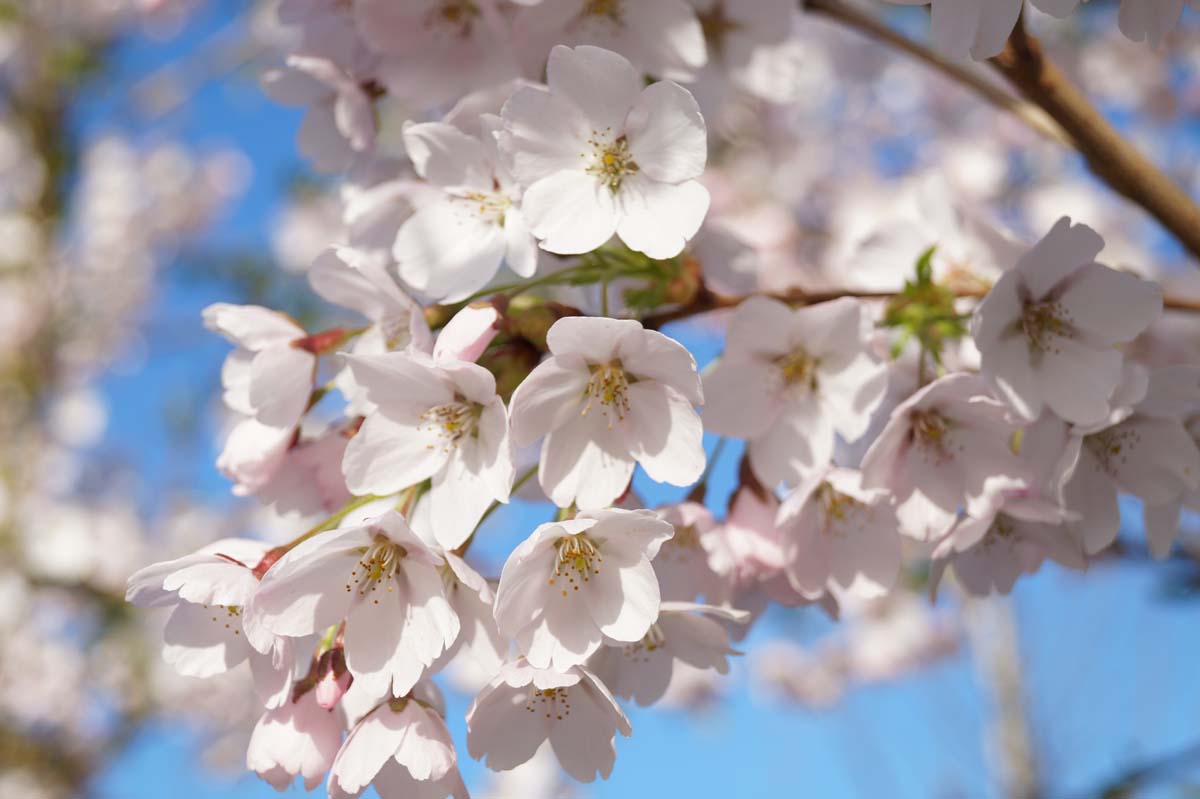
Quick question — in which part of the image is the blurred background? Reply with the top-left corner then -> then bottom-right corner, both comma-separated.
4,1 -> 1200,797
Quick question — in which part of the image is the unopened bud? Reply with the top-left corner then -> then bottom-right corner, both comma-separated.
314,648 -> 351,710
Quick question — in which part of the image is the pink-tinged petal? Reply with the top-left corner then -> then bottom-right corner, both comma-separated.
1119,0 -> 1185,45
927,0 -> 982,60
249,526 -> 373,637
1064,450 -> 1121,554
371,761 -> 469,799
494,540 -> 559,637
982,337 -> 1043,422
1036,336 -> 1123,426
246,691 -> 342,792
1139,366 -> 1200,418
465,678 -> 548,771
702,358 -> 782,438
1144,500 -> 1183,559
475,397 -> 516,502
430,456 -> 498,551
623,382 -> 705,487
522,171 -> 620,255
499,85 -> 590,187
503,206 -> 539,278
589,558 -> 660,642
217,416 -> 293,496
748,395 -> 834,488
1018,217 -> 1106,299
249,646 -> 293,710
625,81 -> 707,183
395,199 -> 508,302
203,303 -> 304,350
549,669 -> 630,782
588,508 -> 677,563
539,411 -> 637,511
619,327 -> 704,405
1108,416 -> 1200,504
509,356 -> 590,446
343,352 -> 454,412
819,354 -> 888,442
296,105 -> 355,173
249,345 -> 314,428
1059,263 -> 1162,343
342,411 -> 449,497
522,596 -> 604,670
971,270 -> 1022,349
970,0 -> 1023,59
402,121 -> 493,192
161,560 -> 259,608
781,505 -> 832,599
790,298 -> 867,367
433,304 -> 502,364
725,296 -> 795,358
162,602 -> 251,677
623,0 -> 707,79
547,45 -> 641,133
547,315 -> 640,361
615,177 -> 710,259
308,246 -> 397,320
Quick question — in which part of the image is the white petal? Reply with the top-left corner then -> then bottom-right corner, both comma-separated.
522,171 -> 619,255
547,44 -> 641,133
342,411 -> 450,496
395,199 -> 508,302
626,81 -> 707,183
539,411 -> 636,510
615,177 -> 709,259
402,121 -> 493,192
623,382 -> 706,488
509,356 -> 590,445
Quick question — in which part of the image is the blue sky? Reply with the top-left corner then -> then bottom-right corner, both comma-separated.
78,3 -> 1200,797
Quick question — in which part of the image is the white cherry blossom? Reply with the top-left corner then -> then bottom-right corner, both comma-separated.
466,660 -> 631,782
499,44 -> 710,258
248,511 -> 459,700
587,601 -> 747,706
972,217 -> 1162,426
703,296 -> 887,488
246,688 -> 344,792
509,316 -> 705,510
883,0 -> 1022,60
493,508 -> 674,671
341,350 -> 514,549
395,116 -> 538,302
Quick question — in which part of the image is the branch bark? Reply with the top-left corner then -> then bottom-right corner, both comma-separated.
990,16 -> 1200,261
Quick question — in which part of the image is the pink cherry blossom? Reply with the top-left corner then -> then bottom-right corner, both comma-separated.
466,659 -> 631,782
704,296 -> 887,487
246,688 -> 344,791
499,45 -> 710,258
972,217 -> 1162,426
509,316 -> 705,510
493,508 -> 674,671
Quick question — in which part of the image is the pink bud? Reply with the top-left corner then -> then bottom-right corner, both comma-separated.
314,649 -> 351,710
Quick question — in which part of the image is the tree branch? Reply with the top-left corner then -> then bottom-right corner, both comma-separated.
804,0 -> 1073,147
990,16 -> 1200,261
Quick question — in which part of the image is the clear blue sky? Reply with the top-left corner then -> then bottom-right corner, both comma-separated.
82,3 -> 1200,797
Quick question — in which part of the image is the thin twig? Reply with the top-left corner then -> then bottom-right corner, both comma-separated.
990,15 -> 1200,262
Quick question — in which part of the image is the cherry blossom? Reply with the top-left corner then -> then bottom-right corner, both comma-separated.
340,350 -> 515,549
493,508 -> 674,671
247,511 -> 459,700
395,116 -> 538,302
703,296 -> 887,488
883,0 -> 1023,60
466,659 -> 631,782
513,0 -> 707,82
860,373 -> 1029,541
587,601 -> 747,706
778,467 -> 902,601
246,688 -> 344,792
509,316 -> 705,510
499,44 -> 710,258
972,217 -> 1162,426
328,683 -> 465,799
652,502 -> 727,602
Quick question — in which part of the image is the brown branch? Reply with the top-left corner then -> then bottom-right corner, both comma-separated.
990,17 -> 1200,262
805,0 -> 1073,147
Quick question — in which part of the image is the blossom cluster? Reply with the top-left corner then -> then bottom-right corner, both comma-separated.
120,2 -> 1200,797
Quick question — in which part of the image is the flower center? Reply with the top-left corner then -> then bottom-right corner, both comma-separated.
1018,298 -> 1073,356
459,190 -> 511,226
201,604 -> 242,635
622,623 -> 666,662
774,347 -> 819,392
981,514 -> 1017,548
586,134 -> 639,192
582,0 -> 623,21
909,408 -> 956,463
524,686 -> 573,720
424,0 -> 479,37
378,312 -> 412,351
346,539 -> 406,603
583,361 -> 632,427
549,534 -> 604,597
814,482 -> 866,536
1084,426 -> 1138,476
419,399 -> 483,452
